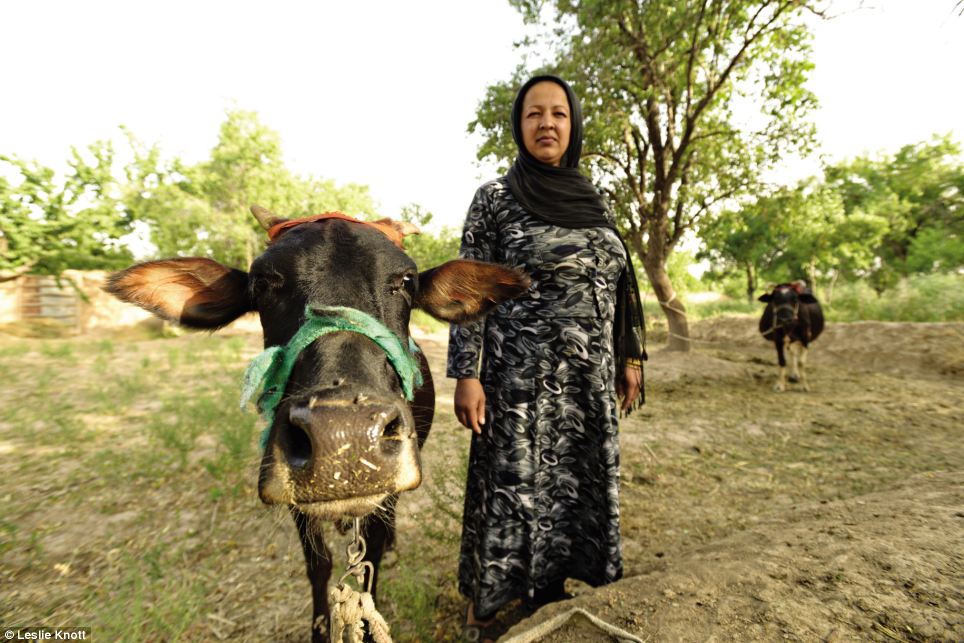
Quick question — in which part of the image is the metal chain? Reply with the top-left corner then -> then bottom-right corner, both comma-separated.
329,517 -> 392,643
339,517 -> 375,594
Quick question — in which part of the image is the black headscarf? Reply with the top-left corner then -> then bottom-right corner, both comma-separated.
506,75 -> 647,411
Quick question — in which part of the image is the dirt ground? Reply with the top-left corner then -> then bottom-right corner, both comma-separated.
0,317 -> 961,642
494,319 -> 964,643
503,471 -> 962,642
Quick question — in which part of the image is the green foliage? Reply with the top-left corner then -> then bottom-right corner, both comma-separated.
646,273 -> 964,322
906,224 -> 964,273
764,181 -> 887,289
825,273 -> 964,323
665,249 -> 702,297
2,110 -> 377,277
700,135 -> 963,299
398,203 -> 461,271
125,110 -> 377,268
824,135 -> 964,291
1,142 -> 134,276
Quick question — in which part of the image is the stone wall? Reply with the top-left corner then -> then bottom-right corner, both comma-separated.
0,270 -> 261,334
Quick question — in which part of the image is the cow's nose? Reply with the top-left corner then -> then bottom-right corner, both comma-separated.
285,397 -> 409,465
271,392 -> 420,503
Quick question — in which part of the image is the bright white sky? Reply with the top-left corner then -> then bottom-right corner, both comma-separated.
1,0 -> 962,232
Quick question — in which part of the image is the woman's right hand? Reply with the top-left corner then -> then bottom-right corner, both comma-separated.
454,378 -> 486,434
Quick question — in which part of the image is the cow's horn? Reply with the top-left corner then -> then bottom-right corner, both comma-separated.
250,204 -> 283,231
373,217 -> 421,237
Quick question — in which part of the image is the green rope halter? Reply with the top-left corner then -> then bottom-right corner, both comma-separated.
240,305 -> 423,450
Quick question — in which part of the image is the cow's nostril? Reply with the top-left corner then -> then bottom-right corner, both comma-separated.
282,422 -> 313,470
379,413 -> 405,456
383,414 -> 401,438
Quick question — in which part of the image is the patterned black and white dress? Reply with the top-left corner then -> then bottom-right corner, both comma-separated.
447,177 -> 626,617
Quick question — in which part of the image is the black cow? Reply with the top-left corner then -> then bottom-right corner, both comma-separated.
758,281 -> 824,392
106,206 -> 529,642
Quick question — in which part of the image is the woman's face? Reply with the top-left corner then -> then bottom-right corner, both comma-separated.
520,81 -> 571,167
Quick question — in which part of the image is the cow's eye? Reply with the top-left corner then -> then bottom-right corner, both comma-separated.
391,273 -> 416,297
252,272 -> 284,297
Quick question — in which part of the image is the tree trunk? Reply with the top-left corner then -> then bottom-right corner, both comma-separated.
825,270 -> 839,307
745,262 -> 756,303
643,254 -> 691,352
806,261 -> 819,300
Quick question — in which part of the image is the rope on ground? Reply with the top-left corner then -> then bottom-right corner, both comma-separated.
328,583 -> 392,643
644,293 -> 738,346
665,331 -> 721,345
500,607 -> 645,643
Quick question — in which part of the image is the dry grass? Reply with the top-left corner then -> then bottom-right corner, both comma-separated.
0,320 -> 961,641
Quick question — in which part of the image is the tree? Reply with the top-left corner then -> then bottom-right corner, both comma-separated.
2,110 -> 378,278
700,180 -> 888,304
125,110 -> 377,267
823,135 -> 964,293
398,204 -> 461,270
698,191 -> 791,302
1,141 -> 133,279
473,0 -> 821,349
775,182 -> 887,303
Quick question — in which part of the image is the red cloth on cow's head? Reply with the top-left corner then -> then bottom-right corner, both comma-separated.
773,282 -> 806,295
266,212 -> 412,249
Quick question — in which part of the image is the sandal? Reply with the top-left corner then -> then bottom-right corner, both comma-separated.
462,604 -> 502,643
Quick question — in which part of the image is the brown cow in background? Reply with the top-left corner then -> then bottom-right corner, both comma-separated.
759,281 -> 825,392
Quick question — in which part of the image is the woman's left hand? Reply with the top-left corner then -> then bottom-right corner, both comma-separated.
616,366 -> 642,412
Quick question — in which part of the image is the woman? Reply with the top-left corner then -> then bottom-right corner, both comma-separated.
448,75 -> 646,639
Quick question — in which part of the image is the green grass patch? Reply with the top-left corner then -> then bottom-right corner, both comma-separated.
422,442 -> 469,548
0,343 -> 31,359
86,546 -> 208,642
643,296 -> 759,322
825,273 -> 964,322
200,382 -> 260,497
380,558 -> 439,642
642,273 -> 964,324
39,342 -> 76,361
0,517 -> 18,557
105,369 -> 150,410
148,397 -> 207,469
214,336 -> 247,368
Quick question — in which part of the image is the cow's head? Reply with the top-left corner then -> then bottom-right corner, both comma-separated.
106,206 -> 530,517
758,281 -> 817,327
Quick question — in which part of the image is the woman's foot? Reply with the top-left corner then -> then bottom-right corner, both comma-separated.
526,579 -> 573,613
462,602 -> 501,643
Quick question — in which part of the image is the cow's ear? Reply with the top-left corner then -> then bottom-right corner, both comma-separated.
758,293 -> 772,302
415,259 -> 531,323
798,293 -> 818,304
106,258 -> 252,329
